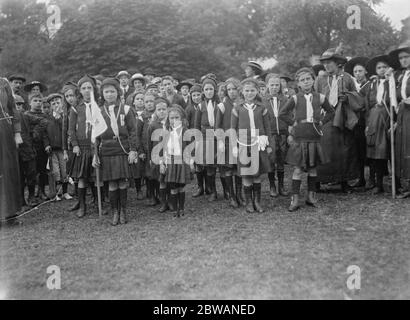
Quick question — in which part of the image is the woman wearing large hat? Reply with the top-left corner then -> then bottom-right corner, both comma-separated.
0,77 -> 23,227
389,41 -> 410,198
241,61 -> 264,80
315,46 -> 363,192
24,81 -> 48,95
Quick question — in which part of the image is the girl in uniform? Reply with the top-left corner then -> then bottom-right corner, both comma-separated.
94,78 -> 138,226
231,78 -> 272,213
279,68 -> 334,212
163,105 -> 192,217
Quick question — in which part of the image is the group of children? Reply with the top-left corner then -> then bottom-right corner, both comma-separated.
8,41 -> 410,226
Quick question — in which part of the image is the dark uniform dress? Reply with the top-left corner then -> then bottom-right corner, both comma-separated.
231,101 -> 273,178
98,103 -> 138,182
0,78 -> 22,219
131,110 -> 146,179
164,126 -> 191,186
68,101 -> 96,181
314,71 -> 361,184
279,92 -> 334,170
194,99 -> 219,169
215,97 -> 236,173
264,94 -> 290,169
365,79 -> 391,161
147,119 -> 166,181
395,69 -> 410,180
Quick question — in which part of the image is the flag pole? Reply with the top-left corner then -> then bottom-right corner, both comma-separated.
95,152 -> 103,218
388,71 -> 397,199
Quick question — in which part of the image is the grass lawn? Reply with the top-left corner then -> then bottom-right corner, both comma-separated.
1,172 -> 409,300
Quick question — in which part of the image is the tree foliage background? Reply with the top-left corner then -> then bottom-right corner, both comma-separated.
0,0 -> 407,91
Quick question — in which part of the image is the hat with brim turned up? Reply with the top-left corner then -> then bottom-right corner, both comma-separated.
241,61 -> 263,76
388,40 -> 410,70
176,79 -> 194,91
366,55 -> 392,77
319,47 -> 348,65
344,56 -> 369,76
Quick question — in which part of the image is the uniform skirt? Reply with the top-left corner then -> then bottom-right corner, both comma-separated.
237,144 -> 272,178
101,154 -> 132,181
165,155 -> 191,184
286,139 -> 329,171
69,145 -> 94,181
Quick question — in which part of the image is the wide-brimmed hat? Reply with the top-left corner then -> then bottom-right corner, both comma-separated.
9,74 -> 26,83
130,73 -> 146,85
24,81 -> 48,93
241,61 -> 263,75
389,40 -> 410,70
366,55 -> 392,77
344,56 -> 369,76
116,70 -> 131,79
46,93 -> 63,103
176,79 -> 194,91
319,47 -> 348,65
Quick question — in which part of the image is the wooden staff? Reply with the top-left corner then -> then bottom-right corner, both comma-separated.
94,143 -> 103,218
390,102 -> 396,199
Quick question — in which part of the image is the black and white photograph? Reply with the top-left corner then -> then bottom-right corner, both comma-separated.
0,0 -> 409,303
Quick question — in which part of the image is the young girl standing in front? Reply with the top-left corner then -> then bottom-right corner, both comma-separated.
231,78 -> 272,213
195,77 -> 220,202
163,105 -> 192,217
148,97 -> 170,213
279,68 -> 334,212
216,77 -> 242,208
131,89 -> 146,200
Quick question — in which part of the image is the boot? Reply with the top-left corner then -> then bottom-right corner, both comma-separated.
135,179 -> 144,200
153,180 -> 160,205
69,199 -> 80,211
366,163 -> 376,190
147,180 -> 156,206
244,185 -> 255,213
253,183 -> 264,213
288,180 -> 301,212
193,171 -> 205,197
208,175 -> 217,202
27,185 -> 38,207
235,176 -> 245,206
341,181 -> 352,193
98,187 -> 109,215
306,176 -> 318,206
277,171 -> 289,196
178,192 -> 186,217
226,176 -> 239,208
76,188 -> 87,218
89,185 -> 97,205
109,190 -> 120,226
372,167 -> 384,195
268,172 -> 278,198
221,177 -> 229,200
119,189 -> 128,224
169,193 -> 178,217
204,174 -> 212,195
159,188 -> 169,213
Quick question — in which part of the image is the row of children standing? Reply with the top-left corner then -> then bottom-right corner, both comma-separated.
7,40 -> 410,227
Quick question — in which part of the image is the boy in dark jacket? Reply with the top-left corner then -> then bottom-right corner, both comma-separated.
26,93 -> 50,201
44,93 -> 72,201
15,95 -> 48,207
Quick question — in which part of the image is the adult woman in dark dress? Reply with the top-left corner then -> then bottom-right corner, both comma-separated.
0,76 -> 23,226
